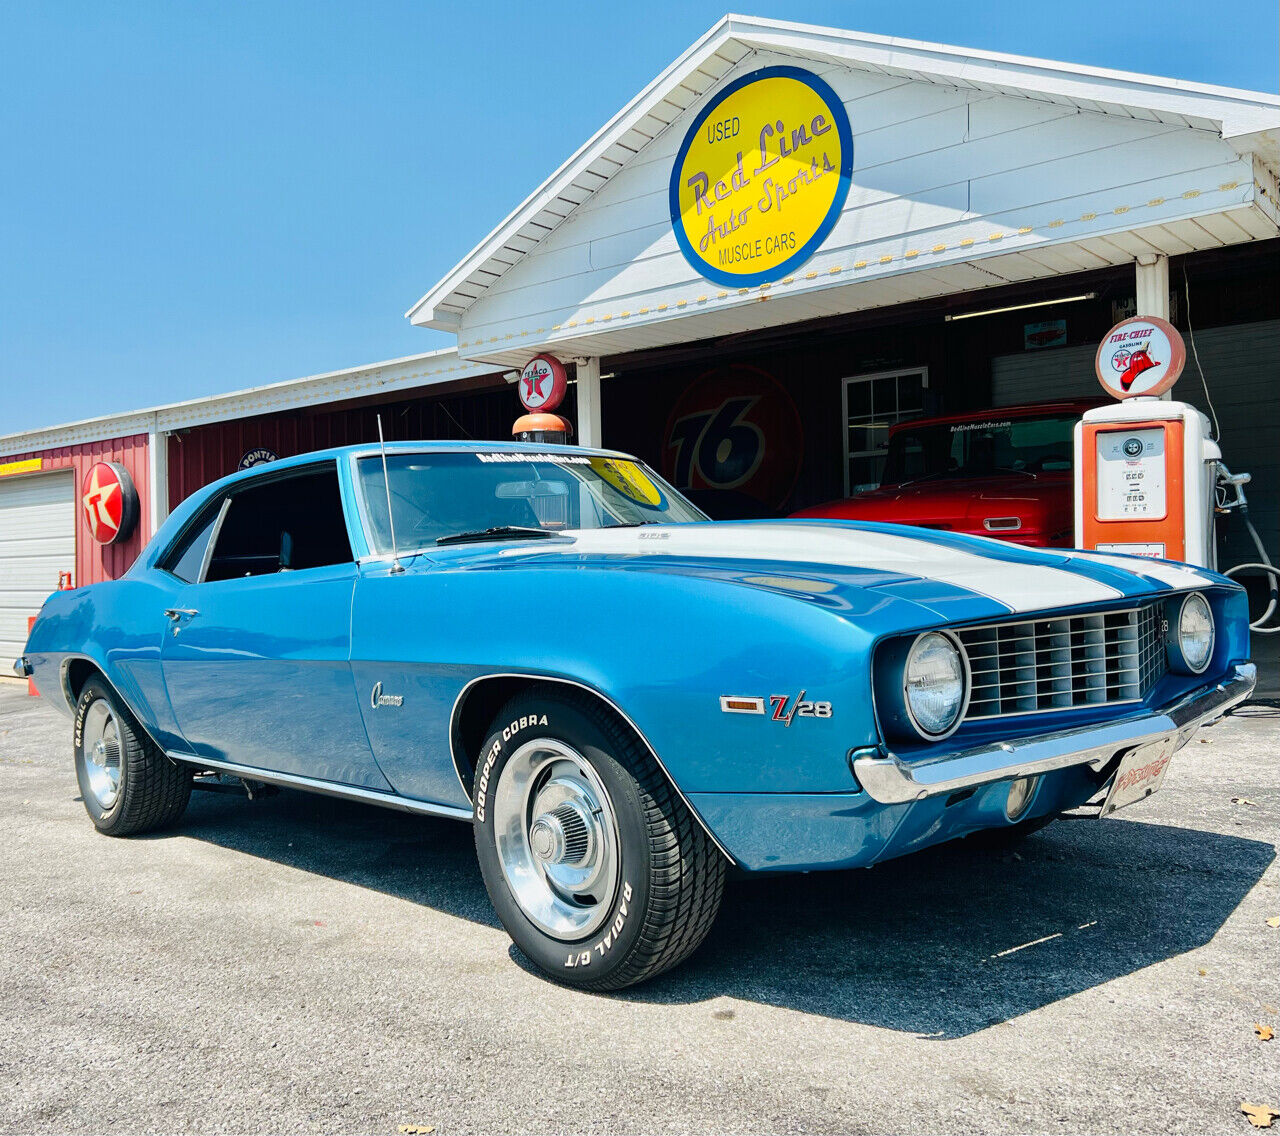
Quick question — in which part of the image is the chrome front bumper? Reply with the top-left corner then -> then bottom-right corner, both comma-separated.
852,663 -> 1257,806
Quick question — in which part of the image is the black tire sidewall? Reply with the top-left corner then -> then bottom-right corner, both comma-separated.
74,679 -> 128,831
473,696 -> 654,986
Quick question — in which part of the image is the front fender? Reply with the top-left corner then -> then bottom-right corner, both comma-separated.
352,561 -> 935,796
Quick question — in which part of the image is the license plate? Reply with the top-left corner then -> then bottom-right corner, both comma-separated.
1100,736 -> 1175,817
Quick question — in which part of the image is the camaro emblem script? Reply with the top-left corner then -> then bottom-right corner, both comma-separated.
720,692 -> 832,723
370,681 -> 404,709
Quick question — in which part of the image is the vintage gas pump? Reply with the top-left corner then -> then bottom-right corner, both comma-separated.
512,354 -> 573,443
1074,315 -> 1221,566
1075,315 -> 1278,633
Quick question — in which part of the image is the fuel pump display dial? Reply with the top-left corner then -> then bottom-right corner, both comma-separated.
1095,426 -> 1168,522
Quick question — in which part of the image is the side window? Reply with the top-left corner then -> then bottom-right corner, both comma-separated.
204,466 -> 353,583
162,502 -> 225,583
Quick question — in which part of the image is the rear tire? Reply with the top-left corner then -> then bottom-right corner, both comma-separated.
472,690 -> 725,990
74,677 -> 191,836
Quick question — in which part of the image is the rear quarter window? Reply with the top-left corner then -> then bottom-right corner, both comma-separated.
160,503 -> 224,583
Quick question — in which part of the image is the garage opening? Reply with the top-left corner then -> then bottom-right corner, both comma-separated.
0,470 -> 75,663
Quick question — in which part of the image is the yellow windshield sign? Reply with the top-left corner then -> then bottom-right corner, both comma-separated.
590,459 -> 663,507
670,66 -> 852,287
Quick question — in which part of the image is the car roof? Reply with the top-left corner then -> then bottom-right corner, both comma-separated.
887,398 -> 1104,435
212,439 -> 635,482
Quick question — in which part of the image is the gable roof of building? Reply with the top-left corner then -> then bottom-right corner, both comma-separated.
406,13 -> 1280,333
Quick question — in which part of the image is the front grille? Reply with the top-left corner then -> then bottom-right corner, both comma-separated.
957,603 -> 1166,720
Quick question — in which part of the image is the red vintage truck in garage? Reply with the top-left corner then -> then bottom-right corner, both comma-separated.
793,399 -> 1102,548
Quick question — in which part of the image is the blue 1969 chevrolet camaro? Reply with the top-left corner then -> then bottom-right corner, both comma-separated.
18,441 -> 1255,989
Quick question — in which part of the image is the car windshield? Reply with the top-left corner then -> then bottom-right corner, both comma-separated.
879,413 -> 1078,487
356,451 -> 707,553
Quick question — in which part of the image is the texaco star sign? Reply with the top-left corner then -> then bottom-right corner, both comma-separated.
81,462 -> 139,544
518,354 -> 568,413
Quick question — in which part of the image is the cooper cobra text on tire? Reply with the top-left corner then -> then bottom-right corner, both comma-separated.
74,677 -> 192,836
472,690 -> 726,990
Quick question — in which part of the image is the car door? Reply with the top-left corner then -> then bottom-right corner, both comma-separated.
160,462 -> 390,790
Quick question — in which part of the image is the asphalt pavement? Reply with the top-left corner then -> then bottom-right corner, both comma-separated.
1,679 -> 1277,1134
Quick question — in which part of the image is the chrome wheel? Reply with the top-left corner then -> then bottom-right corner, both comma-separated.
82,699 -> 123,811
491,737 -> 620,940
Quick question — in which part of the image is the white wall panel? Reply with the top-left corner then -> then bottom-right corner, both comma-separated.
461,164 -> 1253,346
456,48 -> 1270,357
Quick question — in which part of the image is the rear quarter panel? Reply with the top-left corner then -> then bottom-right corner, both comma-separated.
25,575 -> 184,749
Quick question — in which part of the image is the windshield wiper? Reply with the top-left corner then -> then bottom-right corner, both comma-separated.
895,470 -> 954,488
435,526 -> 560,547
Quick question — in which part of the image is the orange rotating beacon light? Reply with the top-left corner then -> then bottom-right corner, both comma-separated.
512,354 -> 574,443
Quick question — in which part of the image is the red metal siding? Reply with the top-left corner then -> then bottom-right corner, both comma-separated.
167,383 -> 535,507
0,434 -> 151,587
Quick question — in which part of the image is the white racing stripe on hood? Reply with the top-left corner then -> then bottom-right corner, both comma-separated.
501,524 -> 1123,614
1070,550 -> 1217,590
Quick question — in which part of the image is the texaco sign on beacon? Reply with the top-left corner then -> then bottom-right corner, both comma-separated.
518,355 -> 568,412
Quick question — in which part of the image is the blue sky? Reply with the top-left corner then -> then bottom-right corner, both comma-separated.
1,1 -> 1275,435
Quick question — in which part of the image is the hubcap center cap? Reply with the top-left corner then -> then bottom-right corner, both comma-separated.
529,801 -> 592,867
529,815 -> 563,862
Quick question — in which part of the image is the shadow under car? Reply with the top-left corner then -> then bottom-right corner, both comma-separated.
157,783 -> 1272,1039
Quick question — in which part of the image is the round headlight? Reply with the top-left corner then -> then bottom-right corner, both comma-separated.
1172,592 -> 1214,674
903,631 -> 969,739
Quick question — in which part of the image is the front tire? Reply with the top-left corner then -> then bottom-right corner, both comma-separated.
74,677 -> 191,836
473,691 -> 725,990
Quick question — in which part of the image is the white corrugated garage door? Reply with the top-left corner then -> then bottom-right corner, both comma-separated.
991,318 -> 1279,566
0,471 -> 76,663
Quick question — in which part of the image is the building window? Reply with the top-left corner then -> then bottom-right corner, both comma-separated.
841,368 -> 929,496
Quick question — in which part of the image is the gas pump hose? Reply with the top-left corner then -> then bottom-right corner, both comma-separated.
1222,506 -> 1279,634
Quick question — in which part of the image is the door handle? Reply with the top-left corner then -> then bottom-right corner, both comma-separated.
164,608 -> 200,621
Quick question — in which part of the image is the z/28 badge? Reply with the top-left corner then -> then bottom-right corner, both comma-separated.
719,692 -> 832,724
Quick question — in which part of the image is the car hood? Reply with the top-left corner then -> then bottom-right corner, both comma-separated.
430,520 -> 1218,621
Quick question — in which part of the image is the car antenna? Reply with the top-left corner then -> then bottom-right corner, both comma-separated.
376,414 -> 405,575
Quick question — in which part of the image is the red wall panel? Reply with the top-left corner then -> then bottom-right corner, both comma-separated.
0,434 -> 151,587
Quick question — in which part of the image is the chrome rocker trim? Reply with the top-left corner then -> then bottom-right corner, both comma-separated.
169,752 -> 475,821
852,663 -> 1257,806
